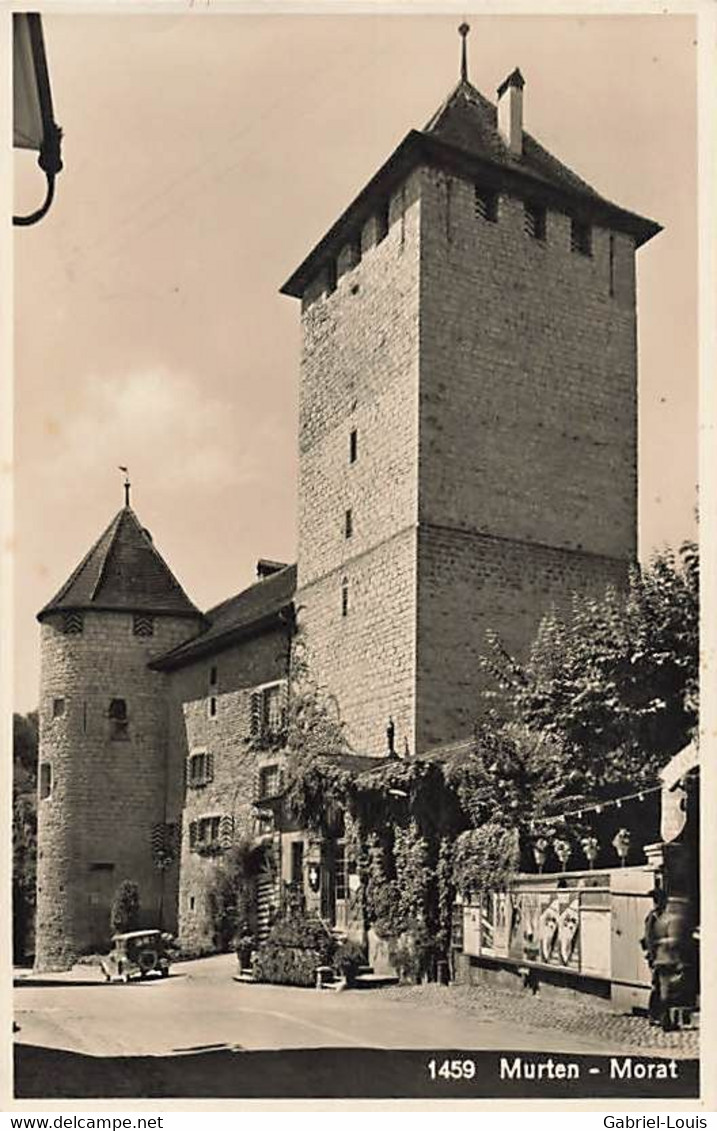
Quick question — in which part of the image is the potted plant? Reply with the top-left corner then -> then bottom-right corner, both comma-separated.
334,939 -> 365,987
235,932 -> 255,970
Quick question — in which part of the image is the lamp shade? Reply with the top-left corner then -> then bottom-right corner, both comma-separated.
13,14 -> 48,152
13,13 -> 63,226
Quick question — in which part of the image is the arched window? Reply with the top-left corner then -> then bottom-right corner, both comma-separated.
109,698 -> 129,741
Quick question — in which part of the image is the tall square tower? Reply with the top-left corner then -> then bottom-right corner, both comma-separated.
282,67 -> 659,758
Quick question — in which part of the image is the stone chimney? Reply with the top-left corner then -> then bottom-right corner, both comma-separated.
497,67 -> 525,156
257,558 -> 288,579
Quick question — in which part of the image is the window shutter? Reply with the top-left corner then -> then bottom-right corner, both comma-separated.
207,752 -> 214,783
189,821 -> 197,850
63,611 -> 84,635
219,814 -> 234,849
250,691 -> 262,738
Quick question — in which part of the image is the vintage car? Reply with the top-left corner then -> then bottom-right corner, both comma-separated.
100,929 -> 171,983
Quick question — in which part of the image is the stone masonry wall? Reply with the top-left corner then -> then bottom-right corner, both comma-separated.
415,525 -> 629,752
413,166 -> 639,751
168,624 -> 290,954
297,525 -> 417,759
35,610 -> 200,970
296,171 -> 422,756
418,167 -> 638,559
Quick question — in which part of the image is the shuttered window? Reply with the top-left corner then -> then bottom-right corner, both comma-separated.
189,815 -> 223,852
571,218 -> 592,257
250,683 -> 288,744
474,186 -> 498,223
259,763 -> 282,800
188,751 -> 214,788
524,202 -> 546,242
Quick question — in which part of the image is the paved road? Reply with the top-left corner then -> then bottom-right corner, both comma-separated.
13,957 -> 699,1099
13,954 -> 663,1058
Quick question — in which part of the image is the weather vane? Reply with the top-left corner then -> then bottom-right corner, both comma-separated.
118,466 -> 131,508
458,21 -> 470,83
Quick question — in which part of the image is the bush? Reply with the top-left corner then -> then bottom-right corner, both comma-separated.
252,904 -> 336,987
389,936 -> 421,984
206,841 -> 268,953
264,909 -> 335,961
253,945 -> 326,987
389,921 -> 438,984
110,880 -> 140,935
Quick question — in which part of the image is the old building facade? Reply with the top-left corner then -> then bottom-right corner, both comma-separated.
34,61 -> 659,969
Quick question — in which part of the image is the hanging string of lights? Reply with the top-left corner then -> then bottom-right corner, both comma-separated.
528,782 -> 663,831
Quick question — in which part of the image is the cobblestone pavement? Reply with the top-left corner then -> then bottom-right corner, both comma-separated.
374,982 -> 699,1058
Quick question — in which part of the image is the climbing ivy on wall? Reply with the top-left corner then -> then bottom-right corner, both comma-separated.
452,825 -> 521,898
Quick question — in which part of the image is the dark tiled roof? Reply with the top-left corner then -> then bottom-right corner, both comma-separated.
425,79 -> 603,200
326,752 -> 390,774
152,563 -> 297,669
38,507 -> 201,621
281,76 -> 660,297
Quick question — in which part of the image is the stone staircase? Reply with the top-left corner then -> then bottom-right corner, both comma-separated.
352,965 -> 399,989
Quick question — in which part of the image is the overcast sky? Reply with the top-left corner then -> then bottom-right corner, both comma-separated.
13,11 -> 697,711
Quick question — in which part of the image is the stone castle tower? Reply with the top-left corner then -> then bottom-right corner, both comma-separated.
33,43 -> 661,967
35,504 -> 202,970
282,57 -> 659,757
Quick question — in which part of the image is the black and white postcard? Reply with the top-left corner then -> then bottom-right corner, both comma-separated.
6,2 -> 713,1112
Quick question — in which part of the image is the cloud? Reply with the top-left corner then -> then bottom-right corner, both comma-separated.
37,365 -> 266,497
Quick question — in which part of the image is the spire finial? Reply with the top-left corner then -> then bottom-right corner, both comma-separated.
458,22 -> 470,83
118,465 -> 131,508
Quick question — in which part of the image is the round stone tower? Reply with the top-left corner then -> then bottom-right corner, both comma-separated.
35,503 -> 203,970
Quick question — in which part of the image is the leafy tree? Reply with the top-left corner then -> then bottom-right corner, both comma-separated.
481,542 -> 698,790
282,634 -> 352,830
452,824 -> 520,897
13,712 -> 38,963
206,839 -> 269,951
446,722 -> 582,830
14,711 -> 38,792
110,880 -> 141,934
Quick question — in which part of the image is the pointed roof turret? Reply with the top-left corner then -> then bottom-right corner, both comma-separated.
38,506 -> 201,621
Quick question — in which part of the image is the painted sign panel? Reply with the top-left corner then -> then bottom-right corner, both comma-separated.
464,885 -> 613,977
537,891 -> 580,969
